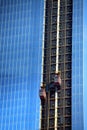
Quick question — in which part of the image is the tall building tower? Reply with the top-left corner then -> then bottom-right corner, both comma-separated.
39,0 -> 84,130
0,1 -> 44,130
40,0 -> 72,129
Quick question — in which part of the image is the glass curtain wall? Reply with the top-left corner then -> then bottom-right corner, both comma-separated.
72,0 -> 83,129
0,0 -> 44,130
83,0 -> 87,130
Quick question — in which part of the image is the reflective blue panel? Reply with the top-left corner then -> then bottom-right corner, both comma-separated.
72,0 -> 83,129
83,0 -> 87,130
0,0 -> 44,130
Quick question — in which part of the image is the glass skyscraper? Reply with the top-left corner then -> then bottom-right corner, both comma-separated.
0,0 -> 44,130
0,0 -> 87,130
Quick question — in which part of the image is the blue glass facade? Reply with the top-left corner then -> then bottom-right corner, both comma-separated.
72,0 -> 83,129
0,0 -> 44,130
83,0 -> 87,130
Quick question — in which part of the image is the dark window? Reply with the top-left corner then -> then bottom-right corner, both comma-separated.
67,6 -> 72,12
51,40 -> 56,46
65,98 -> 71,106
52,32 -> 57,39
65,107 -> 71,115
66,29 -> 72,37
52,24 -> 57,31
59,47 -> 64,55
60,6 -> 65,13
65,54 -> 71,61
67,0 -> 72,5
65,89 -> 71,97
60,14 -> 65,22
52,16 -> 57,23
49,118 -> 54,127
51,48 -> 56,55
50,100 -> 55,108
66,13 -> 72,21
66,37 -> 72,45
52,8 -> 57,15
66,21 -> 72,29
65,80 -> 71,88
59,30 -> 65,38
59,38 -> 65,45
51,65 -> 56,72
58,99 -> 63,106
65,127 -> 71,130
66,46 -> 72,53
59,63 -> 64,70
65,117 -> 71,125
65,71 -> 71,79
59,55 -> 64,62
49,109 -> 55,117
50,73 -> 55,81
53,1 -> 57,8
50,90 -> 55,98
51,56 -> 56,64
65,63 -> 71,70
59,22 -> 65,30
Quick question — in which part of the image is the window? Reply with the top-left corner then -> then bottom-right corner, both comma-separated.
65,63 -> 71,70
43,66 -> 48,73
65,71 -> 71,79
59,47 -> 64,55
51,56 -> 56,64
59,30 -> 65,38
51,48 -> 56,55
58,117 -> 64,125
52,8 -> 57,16
51,40 -> 56,46
67,0 -> 72,5
44,49 -> 50,56
49,119 -> 54,127
58,99 -> 63,106
66,13 -> 72,21
60,0 -> 65,7
66,46 -> 72,53
65,80 -> 71,88
65,127 -> 71,130
67,6 -> 72,12
50,100 -> 55,108
52,32 -> 57,39
52,16 -> 57,23
66,37 -> 72,45
44,41 -> 50,48
52,24 -> 57,31
58,108 -> 63,116
59,63 -> 64,70
59,22 -> 65,30
60,6 -> 65,13
65,54 -> 71,61
60,14 -> 65,22
50,91 -> 55,98
65,98 -> 71,106
66,29 -> 72,37
65,107 -> 71,115
49,109 -> 55,117
53,1 -> 57,8
59,38 -> 65,45
65,89 -> 71,97
51,65 -> 55,72
50,73 -> 55,81
66,21 -> 72,29
59,55 -> 64,62
65,117 -> 71,125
